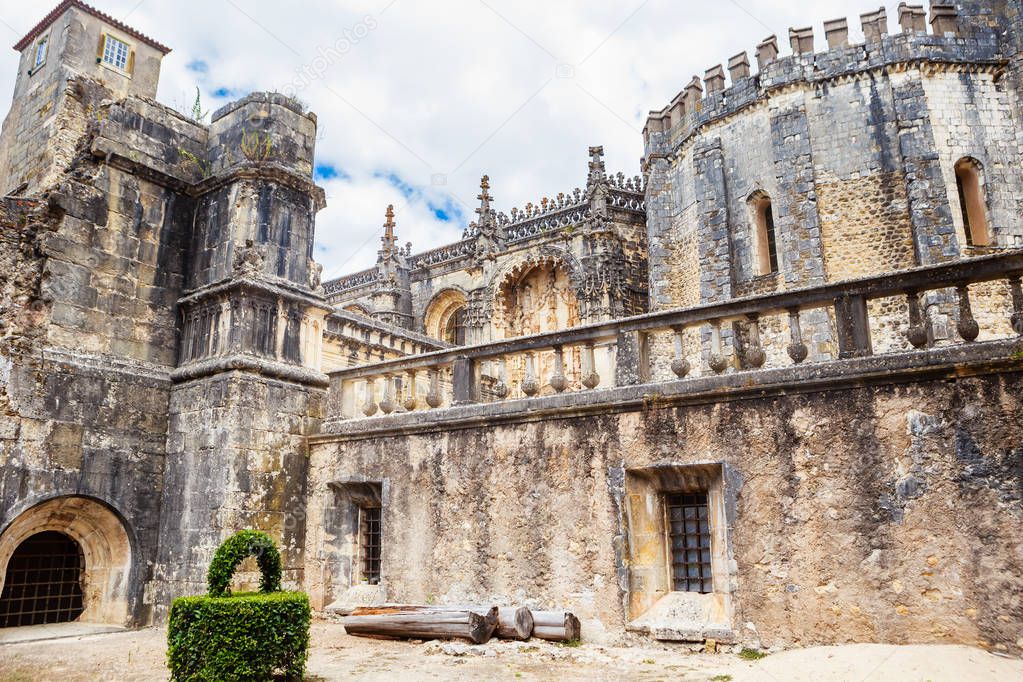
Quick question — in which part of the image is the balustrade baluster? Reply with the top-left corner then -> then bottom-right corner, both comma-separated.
379,375 -> 395,414
708,320 -> 728,374
521,353 -> 540,397
905,290 -> 928,349
403,370 -> 418,411
671,326 -> 691,378
786,308 -> 809,363
582,343 -> 601,388
425,368 -> 442,408
955,283 -> 980,342
744,314 -> 766,368
1008,274 -> 1023,336
549,346 -> 568,393
493,359 -> 509,398
361,378 -> 378,417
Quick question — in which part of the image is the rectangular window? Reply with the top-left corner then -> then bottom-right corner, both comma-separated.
101,35 -> 131,71
359,506 -> 381,585
34,37 -> 48,68
666,492 -> 712,593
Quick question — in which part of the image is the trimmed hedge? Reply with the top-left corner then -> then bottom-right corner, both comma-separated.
167,531 -> 310,681
207,529 -> 282,598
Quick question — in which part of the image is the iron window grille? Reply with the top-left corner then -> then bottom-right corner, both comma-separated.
360,506 -> 381,585
0,531 -> 85,627
666,492 -> 713,593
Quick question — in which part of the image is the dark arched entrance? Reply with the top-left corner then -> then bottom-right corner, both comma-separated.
0,531 -> 85,627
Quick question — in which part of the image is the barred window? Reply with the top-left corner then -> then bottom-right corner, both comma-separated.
666,492 -> 713,593
359,506 -> 381,585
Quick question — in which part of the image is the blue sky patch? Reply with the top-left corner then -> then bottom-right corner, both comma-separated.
212,87 -> 242,98
186,59 -> 208,74
315,163 -> 350,182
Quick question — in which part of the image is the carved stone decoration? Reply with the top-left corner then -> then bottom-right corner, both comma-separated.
232,239 -> 267,275
307,260 -> 323,291
378,375 -> 395,414
955,284 -> 980,342
472,175 -> 505,262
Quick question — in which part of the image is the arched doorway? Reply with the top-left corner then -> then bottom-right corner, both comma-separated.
0,531 -> 85,627
0,497 -> 132,626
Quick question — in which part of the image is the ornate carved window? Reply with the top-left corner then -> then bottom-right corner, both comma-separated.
443,306 -> 467,345
955,157 -> 991,247
748,191 -> 778,276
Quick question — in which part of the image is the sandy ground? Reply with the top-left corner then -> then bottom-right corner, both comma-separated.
0,620 -> 1021,681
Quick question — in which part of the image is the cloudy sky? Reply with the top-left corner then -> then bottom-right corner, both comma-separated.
0,0 -> 911,279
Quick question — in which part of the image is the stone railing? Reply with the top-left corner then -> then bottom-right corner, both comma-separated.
324,252 -> 1023,421
323,268 -> 376,297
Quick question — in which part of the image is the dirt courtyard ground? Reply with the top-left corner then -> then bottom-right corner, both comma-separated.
1,620 -> 1022,681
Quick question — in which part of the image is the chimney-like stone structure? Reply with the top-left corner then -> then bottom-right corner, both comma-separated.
728,52 -> 751,81
861,7 -> 889,43
757,35 -> 779,69
704,65 -> 726,93
789,26 -> 815,55
929,3 -> 959,36
899,3 -> 928,33
824,18 -> 850,48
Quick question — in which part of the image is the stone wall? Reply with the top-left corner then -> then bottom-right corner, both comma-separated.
306,367 -> 1023,652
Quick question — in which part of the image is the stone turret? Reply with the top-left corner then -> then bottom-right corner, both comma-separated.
368,204 -> 413,327
0,0 -> 170,195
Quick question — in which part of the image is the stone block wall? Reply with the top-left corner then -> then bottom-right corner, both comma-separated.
307,369 -> 1023,652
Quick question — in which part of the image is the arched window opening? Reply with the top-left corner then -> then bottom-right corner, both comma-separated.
749,191 -> 779,275
955,158 -> 991,247
443,306 -> 467,345
0,531 -> 84,627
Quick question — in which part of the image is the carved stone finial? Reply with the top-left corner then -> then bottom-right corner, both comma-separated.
587,146 -> 606,188
380,204 -> 398,258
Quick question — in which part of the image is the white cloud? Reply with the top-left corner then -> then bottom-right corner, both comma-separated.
0,0 -> 907,274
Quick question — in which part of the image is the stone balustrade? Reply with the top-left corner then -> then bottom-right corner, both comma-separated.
325,251 -> 1023,422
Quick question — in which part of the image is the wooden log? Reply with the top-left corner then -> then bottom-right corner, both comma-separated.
530,610 -> 581,642
344,605 -> 498,644
495,606 -> 534,640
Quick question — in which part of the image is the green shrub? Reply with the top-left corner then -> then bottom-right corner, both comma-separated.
207,529 -> 282,597
167,530 -> 310,681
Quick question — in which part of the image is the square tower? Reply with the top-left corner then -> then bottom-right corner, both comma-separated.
0,1 -> 170,195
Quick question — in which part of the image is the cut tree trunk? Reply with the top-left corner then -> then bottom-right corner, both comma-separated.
531,610 -> 581,642
344,605 -> 498,644
495,606 -> 534,640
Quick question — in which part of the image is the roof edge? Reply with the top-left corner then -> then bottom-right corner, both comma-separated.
14,0 -> 171,54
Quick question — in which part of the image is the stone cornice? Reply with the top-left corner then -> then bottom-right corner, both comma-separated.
171,353 -> 329,387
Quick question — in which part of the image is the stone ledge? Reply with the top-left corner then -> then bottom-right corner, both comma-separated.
314,338 -> 1023,441
171,354 -> 329,388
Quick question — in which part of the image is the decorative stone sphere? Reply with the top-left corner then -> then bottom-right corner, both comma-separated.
708,353 -> 728,374
670,357 -> 690,379
402,394 -> 417,411
745,348 -> 766,368
361,401 -> 378,417
521,377 -> 540,397
425,391 -> 442,409
549,373 -> 567,393
786,342 -> 809,364
493,381 -> 509,399
581,371 -> 600,389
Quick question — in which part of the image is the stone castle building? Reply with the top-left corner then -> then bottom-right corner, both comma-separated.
0,0 -> 1022,654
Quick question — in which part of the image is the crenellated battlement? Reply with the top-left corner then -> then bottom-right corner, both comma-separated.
643,2 -> 1006,152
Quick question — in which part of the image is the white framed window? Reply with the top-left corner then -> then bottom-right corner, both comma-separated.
34,36 -> 48,68
101,34 -> 131,71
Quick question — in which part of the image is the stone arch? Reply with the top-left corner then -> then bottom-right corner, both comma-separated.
954,156 -> 991,247
492,253 -> 581,339
0,496 -> 133,626
423,288 -> 468,343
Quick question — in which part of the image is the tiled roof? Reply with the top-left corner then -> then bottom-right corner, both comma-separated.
14,0 -> 171,54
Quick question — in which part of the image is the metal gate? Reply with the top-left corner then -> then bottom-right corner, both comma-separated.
0,531 -> 85,627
